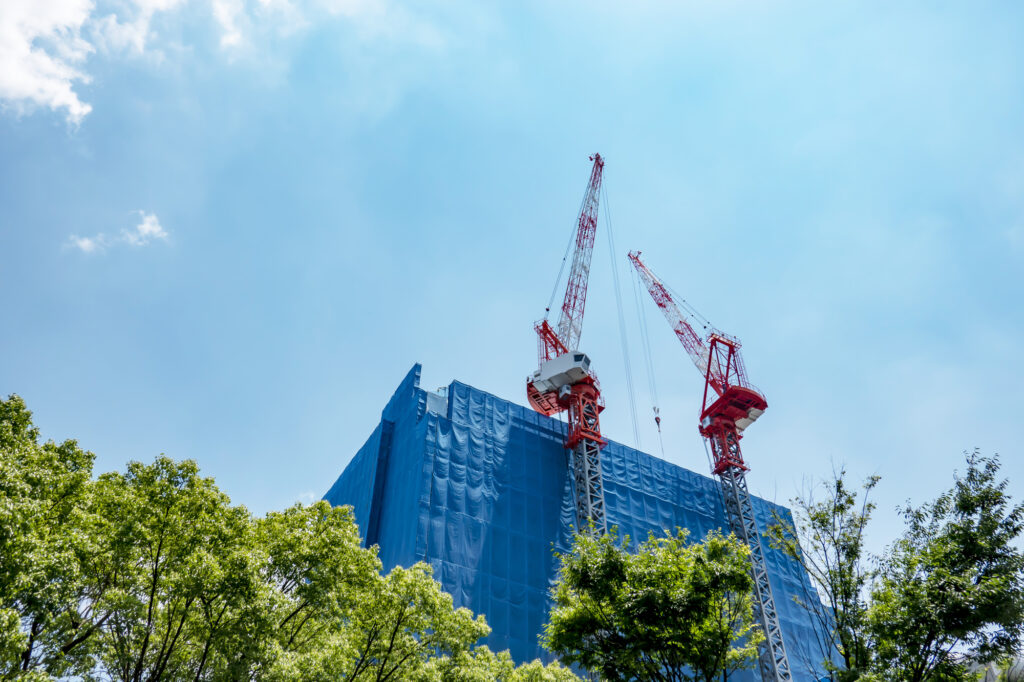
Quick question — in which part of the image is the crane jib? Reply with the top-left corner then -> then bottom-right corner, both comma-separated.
628,250 -> 790,680
556,154 -> 604,354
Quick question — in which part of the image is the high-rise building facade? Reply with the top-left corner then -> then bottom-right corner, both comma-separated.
324,364 -> 822,680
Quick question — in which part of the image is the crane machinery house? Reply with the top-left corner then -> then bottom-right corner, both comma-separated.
528,352 -> 593,397
323,363 -> 825,681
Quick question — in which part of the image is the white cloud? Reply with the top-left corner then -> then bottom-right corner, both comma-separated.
0,0 -> 95,124
316,0 -> 444,48
212,0 -> 245,48
122,211 -> 168,245
68,234 -> 104,252
91,13 -> 147,54
68,210 -> 169,252
1,0 -> 448,124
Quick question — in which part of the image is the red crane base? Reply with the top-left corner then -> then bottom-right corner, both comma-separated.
563,380 -> 605,451
700,385 -> 767,476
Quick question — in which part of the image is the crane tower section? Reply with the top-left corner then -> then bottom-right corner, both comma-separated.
526,154 -> 607,534
628,251 -> 792,682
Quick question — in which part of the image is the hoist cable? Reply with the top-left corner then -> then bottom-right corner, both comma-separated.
630,261 -> 665,457
602,183 -> 641,449
545,179 -> 589,319
701,435 -> 715,477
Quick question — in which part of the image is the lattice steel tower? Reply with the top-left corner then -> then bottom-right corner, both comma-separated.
629,251 -> 792,682
526,154 -> 607,534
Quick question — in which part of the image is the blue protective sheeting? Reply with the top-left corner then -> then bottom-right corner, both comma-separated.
324,364 -> 825,680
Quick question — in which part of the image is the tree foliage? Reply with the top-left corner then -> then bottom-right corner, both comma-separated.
867,451 -> 1024,682
418,645 -> 581,682
771,452 -> 1024,682
0,395 -> 579,682
0,394 -> 95,678
543,527 -> 762,681
13,387 -> 1022,682
268,562 -> 490,681
767,469 -> 879,680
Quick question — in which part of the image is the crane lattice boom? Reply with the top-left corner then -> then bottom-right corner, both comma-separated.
525,154 -> 609,535
628,250 -> 791,682
628,251 -> 722,393
556,154 -> 604,354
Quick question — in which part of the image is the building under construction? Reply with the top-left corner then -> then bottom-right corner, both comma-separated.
324,363 -> 822,680
327,154 -> 823,680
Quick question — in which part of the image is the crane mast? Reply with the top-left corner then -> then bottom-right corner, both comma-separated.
526,154 -> 607,534
628,251 -> 792,682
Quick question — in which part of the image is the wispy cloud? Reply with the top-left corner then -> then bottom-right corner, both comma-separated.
121,211 -> 168,245
68,234 -> 103,253
0,0 -> 447,124
68,211 -> 169,253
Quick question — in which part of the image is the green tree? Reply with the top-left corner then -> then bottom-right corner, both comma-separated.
255,500 -> 382,673
0,394 -> 95,678
767,469 -> 879,680
505,658 -> 582,682
85,457 -> 271,682
268,562 -> 487,681
0,393 -> 581,682
543,528 -> 761,681
867,451 -> 1024,682
676,532 -> 764,682
419,646 -> 582,682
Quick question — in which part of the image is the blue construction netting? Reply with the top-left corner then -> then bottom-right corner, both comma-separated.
324,364 -> 826,680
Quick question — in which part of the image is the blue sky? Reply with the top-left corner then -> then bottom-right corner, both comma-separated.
2,1 -> 1022,553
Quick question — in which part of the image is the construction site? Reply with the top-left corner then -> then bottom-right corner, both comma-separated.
325,155 -> 822,681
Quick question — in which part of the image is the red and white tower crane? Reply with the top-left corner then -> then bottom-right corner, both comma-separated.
526,154 -> 607,534
628,251 -> 792,682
